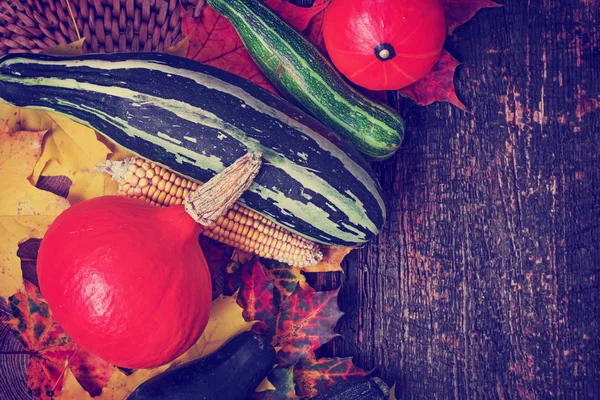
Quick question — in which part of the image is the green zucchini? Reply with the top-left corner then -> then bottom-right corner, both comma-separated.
0,52 -> 385,246
205,0 -> 405,160
313,378 -> 390,400
127,331 -> 276,400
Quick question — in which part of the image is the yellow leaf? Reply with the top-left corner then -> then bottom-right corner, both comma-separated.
96,366 -> 170,400
0,127 -> 70,298
68,172 -> 118,204
33,112 -> 109,179
0,105 -> 54,133
301,245 -> 355,273
57,367 -> 92,400
39,158 -> 67,176
0,102 -> 119,204
163,35 -> 190,58
0,216 -> 61,297
57,365 -> 170,400
172,294 -> 254,366
42,38 -> 86,56
0,125 -> 45,177
96,134 -> 133,162
32,112 -> 112,205
389,383 -> 397,400
256,377 -> 276,392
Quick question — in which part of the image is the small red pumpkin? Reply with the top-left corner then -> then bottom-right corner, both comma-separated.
37,196 -> 212,369
322,0 -> 447,90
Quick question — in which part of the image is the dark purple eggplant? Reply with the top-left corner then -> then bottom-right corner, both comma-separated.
127,331 -> 275,400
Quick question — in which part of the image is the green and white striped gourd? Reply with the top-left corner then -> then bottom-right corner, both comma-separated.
0,52 -> 386,246
206,0 -> 405,160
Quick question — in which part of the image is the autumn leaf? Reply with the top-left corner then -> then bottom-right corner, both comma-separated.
183,6 -> 278,94
55,367 -> 92,399
222,249 -> 255,296
237,259 -> 276,324
0,105 -> 116,205
163,35 -> 190,57
389,382 -> 397,399
254,366 -> 298,400
96,366 -> 169,400
274,286 -> 343,366
399,1 -> 499,107
0,107 -> 70,298
264,0 -> 330,32
5,281 -> 112,399
0,297 -> 31,399
223,265 -> 244,297
441,0 -> 501,35
36,175 -> 72,198
231,248 -> 254,266
198,238 -> 254,300
41,38 -> 86,56
302,245 -> 354,273
256,377 -> 277,393
31,112 -> 115,205
399,51 -> 466,109
17,238 -> 41,288
95,135 -> 133,163
57,365 -> 170,400
293,357 -> 370,398
172,293 -> 254,367
199,236 -> 235,299
262,260 -> 312,309
303,8 -> 327,52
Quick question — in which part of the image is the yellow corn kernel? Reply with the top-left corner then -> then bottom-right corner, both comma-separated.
116,157 -> 323,267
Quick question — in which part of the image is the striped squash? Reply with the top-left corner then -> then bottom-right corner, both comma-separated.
0,52 -> 386,246
206,0 -> 405,160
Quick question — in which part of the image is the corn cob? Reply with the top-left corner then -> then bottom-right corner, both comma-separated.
107,157 -> 324,268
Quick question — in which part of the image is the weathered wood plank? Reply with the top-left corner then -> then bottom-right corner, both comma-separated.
312,0 -> 600,398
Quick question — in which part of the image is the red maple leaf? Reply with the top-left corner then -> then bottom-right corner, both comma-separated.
222,249 -> 255,296
273,286 -> 343,366
261,259 -> 312,310
397,1 -> 499,108
441,0 -> 502,35
265,0 -> 330,32
4,281 -> 113,399
237,259 -> 276,324
182,6 -> 278,94
293,356 -> 370,398
183,1 -> 328,94
399,50 -> 466,109
199,236 -> 236,299
302,8 -> 327,52
398,0 -> 499,107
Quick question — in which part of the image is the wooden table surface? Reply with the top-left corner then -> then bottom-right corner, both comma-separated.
310,1 -> 600,398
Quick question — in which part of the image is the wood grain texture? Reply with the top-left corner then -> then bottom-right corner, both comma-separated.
311,0 -> 600,398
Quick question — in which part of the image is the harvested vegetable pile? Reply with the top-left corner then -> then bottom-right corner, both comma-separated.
0,0 -> 499,398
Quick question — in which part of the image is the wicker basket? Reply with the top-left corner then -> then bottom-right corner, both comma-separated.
0,0 -> 202,55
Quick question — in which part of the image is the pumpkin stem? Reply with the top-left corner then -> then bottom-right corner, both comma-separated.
374,43 -> 396,61
185,152 -> 263,226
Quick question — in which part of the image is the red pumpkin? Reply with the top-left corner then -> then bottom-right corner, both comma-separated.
322,0 -> 447,90
37,196 -> 212,369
